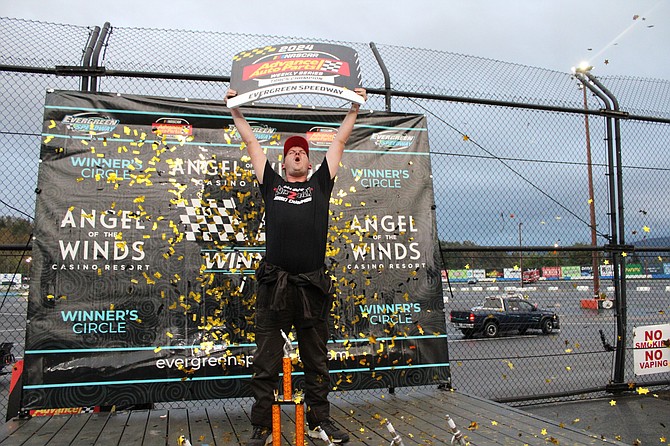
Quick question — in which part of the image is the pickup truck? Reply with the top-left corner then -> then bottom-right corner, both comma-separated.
449,294 -> 559,338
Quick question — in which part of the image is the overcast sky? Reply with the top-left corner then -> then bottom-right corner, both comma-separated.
2,0 -> 669,80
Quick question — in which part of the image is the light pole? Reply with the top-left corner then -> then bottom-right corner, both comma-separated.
581,79 -> 601,298
554,240 -> 560,279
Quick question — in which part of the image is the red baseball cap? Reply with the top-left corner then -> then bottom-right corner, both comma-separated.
283,135 -> 309,158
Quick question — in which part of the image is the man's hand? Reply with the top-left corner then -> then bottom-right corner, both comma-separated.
353,87 -> 368,104
351,88 -> 367,110
224,89 -> 237,107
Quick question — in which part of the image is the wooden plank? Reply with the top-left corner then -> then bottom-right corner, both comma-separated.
359,388 -> 524,445
384,388 -> 552,445
207,406 -> 240,445
90,411 -> 131,446
68,412 -> 111,445
379,388 -> 533,445
332,391 -> 433,446
412,387 -> 624,445
329,396 -> 421,445
20,415 -> 71,446
142,409 -> 169,446
118,410 -> 150,445
44,414 -> 89,445
222,401 -> 249,445
186,407 -> 214,446
0,417 -> 30,443
166,408 -> 189,445
0,416 -> 49,445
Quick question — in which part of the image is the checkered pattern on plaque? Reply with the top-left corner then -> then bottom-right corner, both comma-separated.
321,60 -> 344,73
178,198 -> 245,242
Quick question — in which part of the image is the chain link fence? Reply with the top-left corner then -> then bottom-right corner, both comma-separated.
1,17 -> 669,415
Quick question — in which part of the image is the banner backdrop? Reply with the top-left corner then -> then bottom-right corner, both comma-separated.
23,90 -> 449,409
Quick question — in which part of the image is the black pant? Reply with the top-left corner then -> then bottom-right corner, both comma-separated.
250,293 -> 330,428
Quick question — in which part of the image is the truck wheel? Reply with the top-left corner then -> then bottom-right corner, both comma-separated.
483,321 -> 499,338
541,318 -> 555,334
460,329 -> 474,339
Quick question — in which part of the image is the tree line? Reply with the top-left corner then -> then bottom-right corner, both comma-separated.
0,216 -> 33,277
439,240 -> 601,271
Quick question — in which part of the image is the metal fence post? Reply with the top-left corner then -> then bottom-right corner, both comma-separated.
575,68 -> 630,388
584,73 -> 630,387
369,42 -> 392,112
90,22 -> 111,92
80,26 -> 100,92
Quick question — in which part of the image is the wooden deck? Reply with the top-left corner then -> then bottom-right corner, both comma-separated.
0,387 -> 626,445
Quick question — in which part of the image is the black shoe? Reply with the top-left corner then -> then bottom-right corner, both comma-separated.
248,425 -> 272,446
308,419 -> 350,443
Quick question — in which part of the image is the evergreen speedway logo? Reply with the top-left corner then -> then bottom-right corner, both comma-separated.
227,124 -> 277,142
62,112 -> 120,135
370,130 -> 415,151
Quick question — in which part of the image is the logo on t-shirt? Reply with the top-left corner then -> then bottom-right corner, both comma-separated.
274,184 -> 314,205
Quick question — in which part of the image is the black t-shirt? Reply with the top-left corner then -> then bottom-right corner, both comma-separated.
260,159 -> 334,274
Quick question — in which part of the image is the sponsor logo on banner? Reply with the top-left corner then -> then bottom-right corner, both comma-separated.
306,127 -> 337,147
151,117 -> 193,138
370,130 -> 416,151
51,207 -> 149,272
30,407 -> 100,416
227,124 -> 277,143
62,112 -> 119,135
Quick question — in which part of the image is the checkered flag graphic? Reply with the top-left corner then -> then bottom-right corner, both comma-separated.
320,60 -> 344,74
178,198 -> 246,242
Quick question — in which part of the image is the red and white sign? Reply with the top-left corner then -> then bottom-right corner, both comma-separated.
633,323 -> 670,375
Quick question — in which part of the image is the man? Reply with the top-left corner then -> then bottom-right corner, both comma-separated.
225,87 -> 367,445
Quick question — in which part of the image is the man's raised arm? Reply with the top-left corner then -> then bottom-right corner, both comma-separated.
325,88 -> 367,178
225,89 -> 267,183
